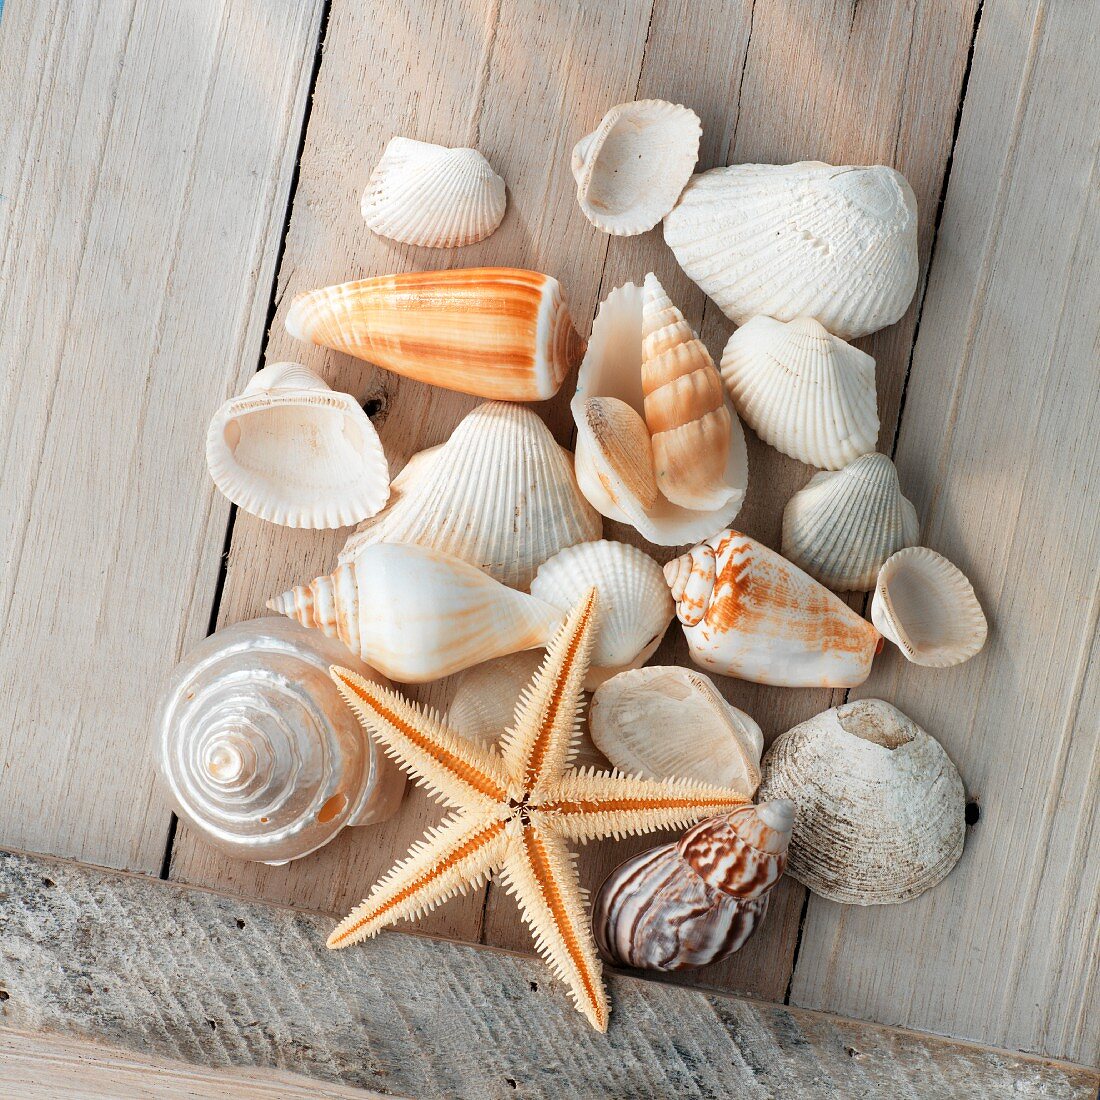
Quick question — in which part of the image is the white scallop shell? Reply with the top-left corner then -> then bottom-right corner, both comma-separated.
663,161 -> 918,338
361,137 -> 506,248
872,547 -> 987,667
589,666 -> 762,795
530,540 -> 674,689
782,453 -> 919,591
758,699 -> 965,904
721,315 -> 879,469
206,363 -> 390,529
572,100 -> 701,236
339,402 -> 601,590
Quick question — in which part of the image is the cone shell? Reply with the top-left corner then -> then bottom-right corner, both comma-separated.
721,316 -> 879,469
362,137 -> 506,248
572,99 -> 701,236
205,363 -> 390,529
589,666 -> 762,795
592,801 -> 793,971
663,161 -> 918,338
665,530 -> 881,688
285,268 -> 585,402
758,700 -> 965,904
872,547 -> 987,667
338,402 -> 601,590
571,280 -> 748,545
267,543 -> 564,683
782,453 -> 919,592
530,540 -> 674,689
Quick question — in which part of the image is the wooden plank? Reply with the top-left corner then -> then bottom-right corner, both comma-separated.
789,0 -> 1100,1066
1,850 -> 1095,1100
0,1 -> 323,870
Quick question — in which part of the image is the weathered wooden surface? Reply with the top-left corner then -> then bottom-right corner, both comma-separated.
1,850 -> 1095,1100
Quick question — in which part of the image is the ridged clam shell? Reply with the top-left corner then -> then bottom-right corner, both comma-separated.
338,402 -> 601,590
782,453 -> 919,591
664,161 -> 918,338
721,315 -> 879,469
872,547 -> 987,667
572,99 -> 700,236
530,541 -> 673,689
362,137 -> 506,248
758,699 -> 965,904
286,268 -> 585,402
589,666 -> 762,795
206,363 -> 390,529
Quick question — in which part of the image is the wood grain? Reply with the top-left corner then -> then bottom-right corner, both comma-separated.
0,0 -> 323,870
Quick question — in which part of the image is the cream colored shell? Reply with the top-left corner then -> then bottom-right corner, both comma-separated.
721,316 -> 879,469
664,161 -> 918,338
572,100 -> 700,236
205,363 -> 390,529
758,699 -> 966,904
362,137 -> 506,248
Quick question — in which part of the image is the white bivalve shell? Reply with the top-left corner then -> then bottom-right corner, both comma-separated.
664,161 -> 918,338
206,363 -> 390,529
721,316 -> 879,469
872,547 -> 987,667
362,137 -> 506,248
782,452 -> 919,591
589,666 -> 762,796
572,100 -> 701,236
530,541 -> 674,689
758,699 -> 966,904
338,402 -> 601,590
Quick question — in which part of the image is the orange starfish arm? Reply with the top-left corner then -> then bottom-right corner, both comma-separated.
331,666 -> 510,808
542,770 -> 747,844
328,809 -> 510,949
499,815 -> 609,1032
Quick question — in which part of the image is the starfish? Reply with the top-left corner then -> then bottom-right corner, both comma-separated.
328,588 -> 748,1030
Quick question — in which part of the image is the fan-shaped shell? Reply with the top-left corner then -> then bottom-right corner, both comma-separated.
572,100 -> 700,236
530,541 -> 673,689
286,268 -> 585,402
664,161 -> 918,338
205,363 -> 390,529
721,315 -> 879,469
362,137 -> 506,248
872,547 -> 987,667
758,699 -> 965,904
589,666 -> 762,795
154,617 -> 405,864
782,453 -> 919,591
338,402 -> 601,590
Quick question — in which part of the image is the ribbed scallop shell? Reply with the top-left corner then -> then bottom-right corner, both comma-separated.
362,137 -> 506,248
338,402 -> 601,590
206,363 -> 390,529
589,666 -> 762,794
758,699 -> 965,904
663,161 -> 918,338
782,453 -> 919,592
721,315 -> 879,469
572,99 -> 700,236
872,547 -> 987,667
530,541 -> 673,689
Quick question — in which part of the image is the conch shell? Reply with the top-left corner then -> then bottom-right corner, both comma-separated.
758,699 -> 965,904
267,543 -> 564,683
338,402 -> 601,590
362,137 -> 506,248
286,268 -> 585,402
592,801 -> 793,971
205,363 -> 390,529
664,161 -> 918,338
665,530 -> 881,687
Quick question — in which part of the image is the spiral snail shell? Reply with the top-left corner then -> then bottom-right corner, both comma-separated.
155,617 -> 405,864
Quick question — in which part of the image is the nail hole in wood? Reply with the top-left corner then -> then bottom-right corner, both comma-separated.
362,397 -> 386,419
965,801 -> 981,826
